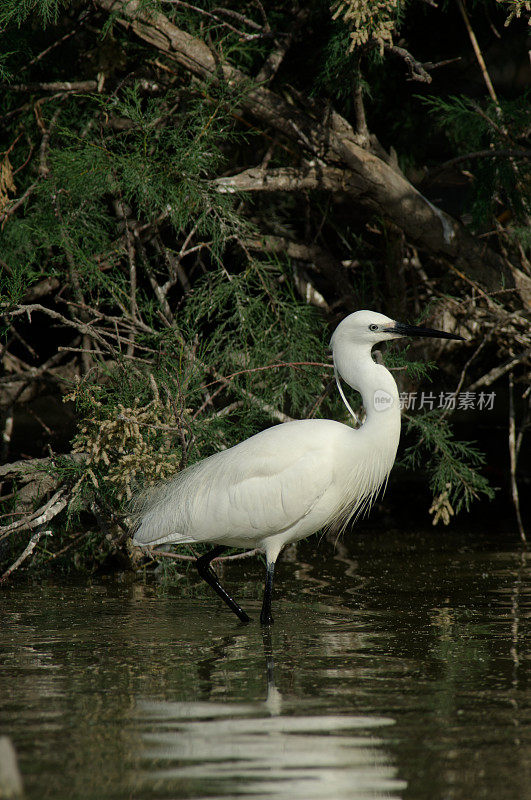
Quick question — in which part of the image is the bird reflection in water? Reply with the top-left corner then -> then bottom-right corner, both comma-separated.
133,628 -> 406,800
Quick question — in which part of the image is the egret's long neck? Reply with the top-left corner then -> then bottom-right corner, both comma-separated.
333,342 -> 401,439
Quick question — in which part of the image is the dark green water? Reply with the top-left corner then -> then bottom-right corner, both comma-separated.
0,529 -> 529,800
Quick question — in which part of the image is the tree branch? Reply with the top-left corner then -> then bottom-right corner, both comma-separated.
384,44 -> 433,83
0,488 -> 67,541
214,164 -> 365,195
255,8 -> 309,84
94,0 -> 531,310
242,232 -> 353,300
508,373 -> 526,544
6,80 -> 99,92
0,528 -> 51,583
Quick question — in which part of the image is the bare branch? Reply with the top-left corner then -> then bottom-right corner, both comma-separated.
22,9 -> 92,72
140,546 -> 260,562
0,528 -> 51,584
384,44 -> 433,83
457,0 -> 499,105
6,304 -> 113,353
255,8 -> 309,84
466,350 -> 531,391
430,148 -> 531,178
161,1 -> 270,40
0,488 -> 68,541
353,81 -> 370,144
6,80 -> 99,92
214,164 -> 365,195
508,373 -> 526,544
0,181 -> 39,226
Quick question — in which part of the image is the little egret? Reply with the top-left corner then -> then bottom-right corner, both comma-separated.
132,310 -> 463,625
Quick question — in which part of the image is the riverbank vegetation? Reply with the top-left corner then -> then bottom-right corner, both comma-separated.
1,0 -> 529,581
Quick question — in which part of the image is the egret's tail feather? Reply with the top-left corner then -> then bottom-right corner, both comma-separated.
129,455 -> 219,546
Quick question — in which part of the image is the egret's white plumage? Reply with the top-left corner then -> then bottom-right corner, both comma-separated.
132,310 -> 462,624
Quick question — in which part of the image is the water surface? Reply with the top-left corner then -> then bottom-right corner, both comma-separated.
0,528 -> 529,799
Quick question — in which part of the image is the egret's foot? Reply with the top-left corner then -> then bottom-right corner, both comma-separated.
236,607 -> 251,624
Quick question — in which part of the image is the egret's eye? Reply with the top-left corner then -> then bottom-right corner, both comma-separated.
368,324 -> 379,332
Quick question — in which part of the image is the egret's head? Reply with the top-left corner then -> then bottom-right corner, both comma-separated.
331,309 -> 464,349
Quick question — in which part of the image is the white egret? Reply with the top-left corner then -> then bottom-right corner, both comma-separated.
132,310 -> 463,625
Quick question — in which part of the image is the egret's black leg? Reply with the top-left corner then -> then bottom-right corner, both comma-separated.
260,561 -> 275,626
195,546 -> 250,623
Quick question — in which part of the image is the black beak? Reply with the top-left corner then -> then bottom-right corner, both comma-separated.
388,322 -> 465,341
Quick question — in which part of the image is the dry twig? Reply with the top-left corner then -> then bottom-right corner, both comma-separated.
508,372 -> 527,544
0,488 -> 68,541
0,528 -> 51,584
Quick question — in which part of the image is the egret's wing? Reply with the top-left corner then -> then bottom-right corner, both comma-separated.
133,422 -> 337,547
214,446 -> 332,538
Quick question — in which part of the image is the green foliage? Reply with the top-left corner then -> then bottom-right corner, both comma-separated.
0,261 -> 30,306
402,411 -> 495,520
2,80 -> 245,303
383,347 -> 436,383
181,262 -> 327,426
331,0 -> 404,54
0,53 -> 14,82
0,0 -> 68,27
318,0 -> 407,107
420,94 -> 531,228
420,94 -> 529,155
91,83 -> 243,245
66,256 -> 328,516
508,225 -> 531,255
314,23 -> 373,110
316,25 -> 359,95
497,0 -> 531,26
